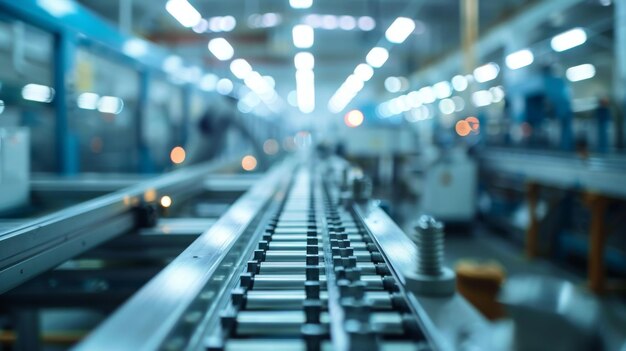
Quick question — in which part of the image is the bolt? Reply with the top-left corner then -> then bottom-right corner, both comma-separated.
404,215 -> 456,296
413,215 -> 445,276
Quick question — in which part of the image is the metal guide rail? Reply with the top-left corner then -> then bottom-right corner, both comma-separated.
77,158 -> 487,351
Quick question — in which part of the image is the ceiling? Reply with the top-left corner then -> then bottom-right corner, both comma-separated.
75,0 -> 608,121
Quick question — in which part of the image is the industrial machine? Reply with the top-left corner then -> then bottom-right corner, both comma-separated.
0,156 -> 487,351
0,128 -> 29,213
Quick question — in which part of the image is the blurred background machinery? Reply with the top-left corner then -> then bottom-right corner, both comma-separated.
0,0 -> 625,350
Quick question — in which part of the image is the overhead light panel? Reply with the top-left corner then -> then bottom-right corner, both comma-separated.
165,0 -> 202,28
208,38 -> 234,61
551,28 -> 587,52
293,25 -> 314,48
365,47 -> 389,68
433,81 -> 452,99
294,52 -> 315,70
21,84 -> 54,103
289,0 -> 312,9
451,75 -> 468,92
230,59 -> 253,79
353,64 -> 374,81
473,62 -> 499,83
505,49 -> 534,70
385,17 -> 415,44
216,78 -> 233,95
566,63 -> 595,82
296,69 -> 315,113
98,96 -> 124,114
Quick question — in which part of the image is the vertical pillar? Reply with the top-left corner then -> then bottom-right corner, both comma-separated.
14,309 -> 40,351
181,84 -> 191,147
461,0 -> 478,75
525,182 -> 540,258
615,1 -> 626,150
137,70 -> 153,173
586,193 -> 609,294
53,31 -> 79,174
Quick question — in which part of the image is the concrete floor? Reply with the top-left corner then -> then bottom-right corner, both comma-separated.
439,226 -> 626,351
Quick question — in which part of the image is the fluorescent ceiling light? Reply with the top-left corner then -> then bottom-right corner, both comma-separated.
357,16 -> 376,31
385,17 -> 415,44
353,64 -> 374,81
97,96 -> 124,114
77,92 -> 99,110
438,98 -> 455,115
384,77 -> 402,93
37,0 -> 75,17
566,63 -> 595,82
293,25 -> 314,48
339,16 -> 356,30
199,74 -> 218,91
162,55 -> 183,73
473,62 -> 499,83
230,59 -> 252,79
418,86 -> 435,104
365,47 -> 389,68
451,75 -> 468,92
505,49 -> 534,70
472,90 -> 492,107
296,69 -> 315,113
21,84 -> 54,103
123,39 -> 148,58
289,0 -> 312,9
433,81 -> 452,99
216,78 -> 233,95
208,38 -> 234,61
551,28 -> 587,52
165,0 -> 202,28
294,52 -> 315,70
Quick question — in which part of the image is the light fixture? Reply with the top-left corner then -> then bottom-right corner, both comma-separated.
165,0 -> 202,28
433,81 -> 452,99
199,74 -> 218,91
21,84 -> 54,103
292,25 -> 314,48
296,69 -> 315,113
384,77 -> 402,93
365,47 -> 389,68
566,63 -> 595,82
77,92 -> 99,110
289,0 -> 312,9
472,90 -> 492,107
385,17 -> 415,44
353,64 -> 374,81
551,28 -> 587,52
438,98 -> 455,115
97,96 -> 124,114
451,75 -> 468,92
473,63 -> 499,83
357,16 -> 376,31
294,52 -> 315,70
505,49 -> 534,70
208,38 -> 234,61
216,78 -> 233,95
230,59 -> 253,79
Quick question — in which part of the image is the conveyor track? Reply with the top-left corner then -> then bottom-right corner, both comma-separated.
210,167 -> 425,351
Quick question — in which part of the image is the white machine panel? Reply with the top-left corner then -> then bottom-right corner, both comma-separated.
0,128 -> 30,212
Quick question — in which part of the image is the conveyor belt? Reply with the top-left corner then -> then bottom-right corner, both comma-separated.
209,168 -> 423,351
75,159 -> 488,351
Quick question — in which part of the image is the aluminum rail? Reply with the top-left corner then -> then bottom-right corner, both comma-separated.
480,148 -> 626,199
354,202 -> 491,351
75,160 -> 295,351
0,159 -> 234,294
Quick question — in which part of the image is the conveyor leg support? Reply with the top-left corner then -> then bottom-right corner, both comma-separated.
525,182 -> 540,258
586,193 -> 609,294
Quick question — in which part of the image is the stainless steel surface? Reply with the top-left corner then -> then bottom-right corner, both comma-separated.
355,202 -> 490,351
0,159 -> 235,294
75,160 -> 294,351
480,148 -> 626,199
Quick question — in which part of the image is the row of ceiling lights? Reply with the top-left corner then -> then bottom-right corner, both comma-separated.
328,17 -> 417,114
377,27 -> 595,120
165,0 -> 282,114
